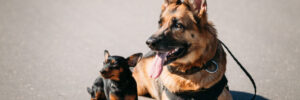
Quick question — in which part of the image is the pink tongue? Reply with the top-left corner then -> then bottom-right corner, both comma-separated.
149,52 -> 168,79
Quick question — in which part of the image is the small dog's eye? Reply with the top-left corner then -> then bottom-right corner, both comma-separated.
109,61 -> 117,66
174,23 -> 183,29
158,19 -> 163,28
158,19 -> 162,24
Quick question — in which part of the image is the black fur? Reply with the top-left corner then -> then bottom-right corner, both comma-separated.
87,50 -> 142,100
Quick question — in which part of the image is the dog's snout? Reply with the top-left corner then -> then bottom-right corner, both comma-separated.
146,37 -> 160,48
146,38 -> 155,46
100,70 -> 107,75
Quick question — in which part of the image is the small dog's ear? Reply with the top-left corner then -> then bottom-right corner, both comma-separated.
104,50 -> 110,61
87,87 -> 92,94
126,53 -> 143,67
87,87 -> 96,98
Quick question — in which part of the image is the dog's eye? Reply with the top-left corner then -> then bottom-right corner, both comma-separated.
109,61 -> 118,66
158,19 -> 162,25
111,62 -> 117,66
158,19 -> 163,27
174,23 -> 184,29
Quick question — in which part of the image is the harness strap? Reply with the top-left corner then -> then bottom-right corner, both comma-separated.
219,39 -> 257,100
163,76 -> 228,100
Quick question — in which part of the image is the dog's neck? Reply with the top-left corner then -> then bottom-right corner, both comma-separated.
162,76 -> 228,100
159,42 -> 227,92
167,59 -> 218,75
110,68 -> 133,87
167,42 -> 220,75
120,68 -> 132,79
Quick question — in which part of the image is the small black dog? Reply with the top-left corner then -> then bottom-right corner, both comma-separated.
87,50 -> 142,100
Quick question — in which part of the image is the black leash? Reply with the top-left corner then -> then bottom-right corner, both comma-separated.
218,40 -> 257,100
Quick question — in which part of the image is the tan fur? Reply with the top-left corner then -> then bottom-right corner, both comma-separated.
93,91 -> 106,100
124,95 -> 137,100
161,91 -> 170,100
110,94 -> 119,100
218,88 -> 233,100
109,68 -> 123,81
133,57 -> 157,96
133,0 -> 232,100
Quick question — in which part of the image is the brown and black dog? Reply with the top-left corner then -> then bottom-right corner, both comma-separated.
133,0 -> 232,99
87,50 -> 142,100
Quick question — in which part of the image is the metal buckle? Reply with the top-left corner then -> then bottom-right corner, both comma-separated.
205,60 -> 218,73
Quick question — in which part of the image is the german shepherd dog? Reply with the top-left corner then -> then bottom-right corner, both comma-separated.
87,50 -> 142,100
132,0 -> 232,99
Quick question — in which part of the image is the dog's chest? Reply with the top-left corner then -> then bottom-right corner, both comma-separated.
103,79 -> 137,99
160,76 -> 228,100
159,68 -> 206,92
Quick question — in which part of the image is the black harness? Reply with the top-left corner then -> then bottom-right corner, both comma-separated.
163,76 -> 228,100
162,40 -> 257,100
163,43 -> 226,100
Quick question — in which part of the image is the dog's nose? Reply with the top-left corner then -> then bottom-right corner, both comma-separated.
146,37 -> 158,47
100,70 -> 107,75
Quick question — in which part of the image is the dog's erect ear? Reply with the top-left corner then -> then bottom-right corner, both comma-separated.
164,0 -> 181,5
87,87 -> 96,98
104,50 -> 110,61
194,0 -> 207,18
186,0 -> 207,18
162,0 -> 181,11
162,0 -> 207,18
126,53 -> 143,67
180,0 -> 207,17
87,87 -> 93,94
182,0 -> 207,25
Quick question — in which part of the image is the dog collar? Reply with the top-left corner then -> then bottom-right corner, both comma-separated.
167,59 -> 219,75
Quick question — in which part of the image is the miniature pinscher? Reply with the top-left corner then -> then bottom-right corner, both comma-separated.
87,50 -> 142,100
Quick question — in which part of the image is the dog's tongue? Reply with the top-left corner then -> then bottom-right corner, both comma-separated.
149,52 -> 168,79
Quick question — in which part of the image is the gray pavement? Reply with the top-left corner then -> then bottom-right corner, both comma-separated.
0,0 -> 299,100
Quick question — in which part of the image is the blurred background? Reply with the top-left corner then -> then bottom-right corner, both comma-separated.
0,0 -> 299,100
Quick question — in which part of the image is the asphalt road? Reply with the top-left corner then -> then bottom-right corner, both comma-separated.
0,0 -> 299,100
